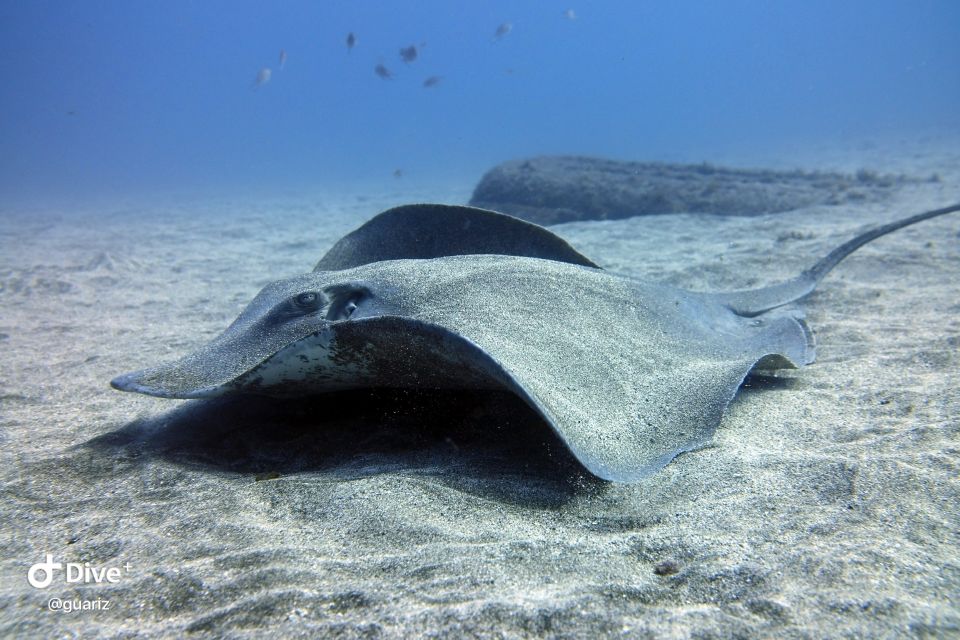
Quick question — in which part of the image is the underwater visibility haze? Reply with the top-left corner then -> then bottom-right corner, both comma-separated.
1,0 -> 959,206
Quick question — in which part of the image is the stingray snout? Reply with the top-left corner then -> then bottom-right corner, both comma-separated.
109,368 -> 228,399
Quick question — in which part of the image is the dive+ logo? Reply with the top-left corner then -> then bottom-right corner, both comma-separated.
27,554 -> 131,589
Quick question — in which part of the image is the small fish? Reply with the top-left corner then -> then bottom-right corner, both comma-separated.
279,49 -> 287,70
494,22 -> 513,39
399,45 -> 418,63
563,9 -> 577,20
253,67 -> 272,89
422,75 -> 442,88
346,32 -> 356,52
374,64 -> 392,79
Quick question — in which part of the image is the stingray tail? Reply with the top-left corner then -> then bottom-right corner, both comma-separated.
712,202 -> 960,317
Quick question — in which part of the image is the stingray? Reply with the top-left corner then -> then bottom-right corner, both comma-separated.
111,202 -> 960,482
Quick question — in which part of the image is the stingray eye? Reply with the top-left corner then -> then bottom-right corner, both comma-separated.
293,291 -> 322,310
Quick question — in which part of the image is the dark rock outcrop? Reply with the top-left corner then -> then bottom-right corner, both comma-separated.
469,156 -> 917,224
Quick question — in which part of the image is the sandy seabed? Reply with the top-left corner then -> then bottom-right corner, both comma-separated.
1,138 -> 959,638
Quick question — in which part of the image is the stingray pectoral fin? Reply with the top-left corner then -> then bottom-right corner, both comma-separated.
502,359 -> 726,482
109,337 -> 255,397
110,370 -> 214,399
467,311 -> 814,483
109,320 -> 319,399
516,352 -> 808,484
110,338 -> 254,398
110,365 -> 231,399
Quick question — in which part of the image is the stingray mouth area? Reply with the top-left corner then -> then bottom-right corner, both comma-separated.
227,331 -> 369,395
230,317 -> 526,396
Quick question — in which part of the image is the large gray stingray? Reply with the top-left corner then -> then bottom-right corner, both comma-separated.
112,202 -> 960,482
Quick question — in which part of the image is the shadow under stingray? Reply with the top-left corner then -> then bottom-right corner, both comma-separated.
741,371 -> 803,393
86,389 -> 607,508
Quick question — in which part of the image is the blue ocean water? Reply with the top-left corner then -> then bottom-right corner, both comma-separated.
1,0 -> 958,207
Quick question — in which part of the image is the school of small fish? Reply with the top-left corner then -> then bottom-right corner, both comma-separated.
250,9 -> 578,92
248,11 -> 578,176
